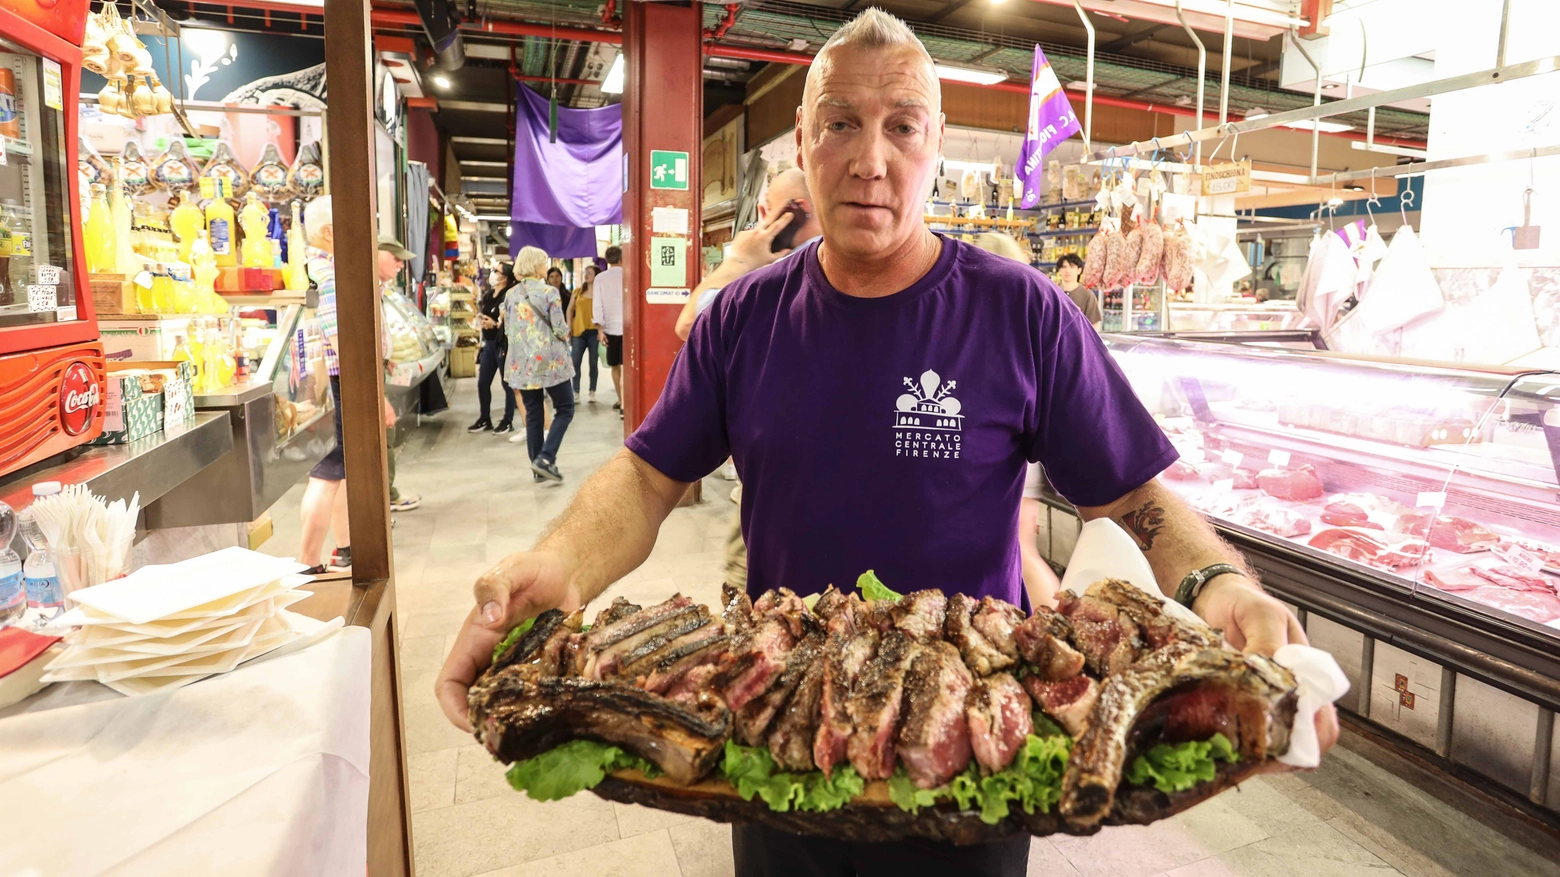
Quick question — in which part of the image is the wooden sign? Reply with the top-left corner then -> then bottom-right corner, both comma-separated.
1200,160 -> 1252,196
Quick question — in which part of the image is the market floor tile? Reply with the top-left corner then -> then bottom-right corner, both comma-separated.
257,378 -> 1560,877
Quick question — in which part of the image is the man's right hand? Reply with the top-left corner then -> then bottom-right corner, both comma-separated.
435,550 -> 582,731
724,208 -> 797,273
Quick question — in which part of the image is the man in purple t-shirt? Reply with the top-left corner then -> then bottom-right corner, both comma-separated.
437,9 -> 1334,875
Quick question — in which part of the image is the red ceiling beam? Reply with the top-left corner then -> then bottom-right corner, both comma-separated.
371,8 -> 622,45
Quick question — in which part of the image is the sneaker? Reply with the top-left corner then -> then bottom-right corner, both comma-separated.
492,421 -> 514,436
730,484 -> 742,505
329,546 -> 352,570
588,391 -> 596,403
612,401 -> 621,411
467,419 -> 492,433
302,564 -> 328,576
531,457 -> 564,483
508,432 -> 527,444
533,472 -> 545,483
390,495 -> 421,512
719,459 -> 737,481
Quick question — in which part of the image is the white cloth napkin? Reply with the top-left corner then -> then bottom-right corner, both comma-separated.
1057,517 -> 1349,768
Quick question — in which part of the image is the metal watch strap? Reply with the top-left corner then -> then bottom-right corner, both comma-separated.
1174,563 -> 1243,608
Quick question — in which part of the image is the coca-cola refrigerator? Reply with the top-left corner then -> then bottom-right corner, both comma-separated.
0,0 -> 105,474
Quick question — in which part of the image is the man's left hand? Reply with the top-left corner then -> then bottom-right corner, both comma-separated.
1193,575 -> 1340,757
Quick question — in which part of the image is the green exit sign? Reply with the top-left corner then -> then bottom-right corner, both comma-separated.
649,150 -> 689,190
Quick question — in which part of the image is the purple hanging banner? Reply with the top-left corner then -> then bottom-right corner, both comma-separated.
1015,45 -> 1083,210
510,83 -> 623,229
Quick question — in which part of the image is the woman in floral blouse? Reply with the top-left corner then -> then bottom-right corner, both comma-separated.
503,246 -> 575,483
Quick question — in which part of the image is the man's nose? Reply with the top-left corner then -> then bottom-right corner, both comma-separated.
848,127 -> 889,181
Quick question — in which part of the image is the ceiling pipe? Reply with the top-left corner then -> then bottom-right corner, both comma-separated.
704,4 -> 741,41
368,10 -> 1427,149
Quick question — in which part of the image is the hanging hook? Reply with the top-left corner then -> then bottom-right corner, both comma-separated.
1400,185 -> 1416,229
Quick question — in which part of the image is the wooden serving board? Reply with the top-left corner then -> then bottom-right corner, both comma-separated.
592,759 -> 1273,845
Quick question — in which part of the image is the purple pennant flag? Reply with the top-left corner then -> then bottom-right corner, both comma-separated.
1016,46 -> 1083,209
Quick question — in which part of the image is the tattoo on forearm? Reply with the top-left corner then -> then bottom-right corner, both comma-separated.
1120,501 -> 1167,551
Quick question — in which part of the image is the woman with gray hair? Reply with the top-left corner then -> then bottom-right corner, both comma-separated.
503,246 -> 575,483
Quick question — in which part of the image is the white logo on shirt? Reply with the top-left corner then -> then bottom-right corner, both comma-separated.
893,369 -> 962,459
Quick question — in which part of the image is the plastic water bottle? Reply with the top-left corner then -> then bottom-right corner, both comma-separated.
20,482 -> 61,612
0,500 -> 22,626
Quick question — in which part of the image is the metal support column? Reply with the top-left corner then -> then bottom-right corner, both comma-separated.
1071,0 -> 1095,149
622,1 -> 704,431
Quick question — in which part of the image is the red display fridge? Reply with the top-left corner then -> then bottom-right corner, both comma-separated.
0,0 -> 105,474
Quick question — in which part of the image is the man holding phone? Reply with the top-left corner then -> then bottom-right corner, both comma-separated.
675,168 -> 823,341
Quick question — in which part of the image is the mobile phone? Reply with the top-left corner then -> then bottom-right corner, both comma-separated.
770,200 -> 809,252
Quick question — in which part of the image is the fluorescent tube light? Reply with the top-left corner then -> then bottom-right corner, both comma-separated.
601,54 -> 625,94
1281,119 -> 1354,133
933,64 -> 1007,86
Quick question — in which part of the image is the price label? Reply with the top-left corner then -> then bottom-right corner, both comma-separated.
1493,544 -> 1546,573
37,265 -> 61,285
1212,479 -> 1235,493
1415,491 -> 1447,509
1267,449 -> 1291,468
25,284 -> 55,312
1220,449 -> 1244,467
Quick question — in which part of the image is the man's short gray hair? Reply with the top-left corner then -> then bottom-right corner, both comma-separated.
820,7 -> 924,54
303,195 -> 333,242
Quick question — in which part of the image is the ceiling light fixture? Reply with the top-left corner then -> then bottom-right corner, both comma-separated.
1282,119 -> 1355,133
474,214 -> 512,222
433,75 -> 451,89
601,54 -> 625,94
934,64 -> 1008,86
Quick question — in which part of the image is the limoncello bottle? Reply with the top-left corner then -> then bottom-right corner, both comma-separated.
85,185 -> 115,274
238,192 -> 270,268
169,196 -> 204,261
205,196 -> 236,268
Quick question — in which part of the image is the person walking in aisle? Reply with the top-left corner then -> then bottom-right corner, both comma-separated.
438,11 -> 1333,875
546,266 -> 573,326
503,246 -> 575,483
1053,252 -> 1102,328
567,264 -> 600,402
377,235 -> 421,512
469,261 -> 518,436
592,246 -> 625,414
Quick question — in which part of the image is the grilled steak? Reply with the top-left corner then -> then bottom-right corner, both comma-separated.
575,595 -> 696,679
613,606 -> 718,680
637,630 -> 731,695
721,584 -> 754,633
735,630 -> 826,745
1061,645 -> 1297,827
846,629 -> 920,780
768,645 -> 828,771
815,611 -> 876,777
755,588 -> 813,639
1023,674 -> 1099,737
470,669 -> 731,784
1012,607 -> 1086,681
967,672 -> 1033,773
897,641 -> 974,787
945,593 -> 1011,676
492,608 -> 582,675
813,585 -> 850,621
892,590 -> 948,644
596,597 -> 644,628
717,612 -> 797,710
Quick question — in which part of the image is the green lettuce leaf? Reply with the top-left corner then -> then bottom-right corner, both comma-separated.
491,616 -> 538,663
720,740 -> 864,813
504,740 -> 659,801
1124,733 -> 1240,794
856,569 -> 902,603
885,730 -> 1072,824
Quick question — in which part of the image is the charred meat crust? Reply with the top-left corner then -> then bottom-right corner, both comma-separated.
596,597 -> 644,628
735,630 -> 827,746
639,632 -> 732,694
897,641 -> 974,788
615,609 -> 716,678
471,671 -> 731,784
846,629 -> 920,780
492,608 -> 570,672
721,584 -> 753,633
768,647 -> 829,771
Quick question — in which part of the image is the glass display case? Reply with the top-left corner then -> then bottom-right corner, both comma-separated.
1100,335 -> 1560,640
268,304 -> 331,445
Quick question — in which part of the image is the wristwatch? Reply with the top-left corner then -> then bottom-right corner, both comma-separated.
1174,563 -> 1243,608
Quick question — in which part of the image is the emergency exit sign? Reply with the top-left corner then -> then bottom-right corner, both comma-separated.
649,150 -> 689,190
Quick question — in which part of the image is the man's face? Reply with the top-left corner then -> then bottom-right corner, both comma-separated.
1058,261 -> 1081,285
796,45 -> 944,260
377,250 -> 404,283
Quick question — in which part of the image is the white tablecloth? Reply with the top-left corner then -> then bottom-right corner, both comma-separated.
0,627 -> 371,877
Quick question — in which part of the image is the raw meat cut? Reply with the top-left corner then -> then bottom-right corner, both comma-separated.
1228,504 -> 1312,538
1256,465 -> 1324,501
1393,514 -> 1501,554
1320,500 -> 1379,529
1471,564 -> 1556,594
1164,459 -> 1203,481
1308,528 -> 1428,571
1459,586 -> 1560,624
1424,567 -> 1487,593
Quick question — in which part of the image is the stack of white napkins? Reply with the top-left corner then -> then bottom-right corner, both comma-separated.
39,547 -> 344,696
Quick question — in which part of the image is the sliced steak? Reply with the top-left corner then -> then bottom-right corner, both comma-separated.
636,629 -> 731,695
492,608 -> 579,674
945,593 -> 1011,676
814,612 -> 876,777
715,614 -> 797,711
813,585 -> 850,622
768,647 -> 828,771
594,597 -> 644,628
969,598 -> 1025,661
574,595 -> 694,677
721,584 -> 754,633
891,590 -> 948,644
897,641 -> 974,788
1023,675 -> 1100,737
580,601 -> 706,681
469,670 -> 731,785
1057,591 -> 1142,675
1012,607 -> 1086,681
754,587 -> 812,639
967,672 -> 1033,773
846,629 -> 920,780
612,607 -> 717,680
734,630 -> 826,745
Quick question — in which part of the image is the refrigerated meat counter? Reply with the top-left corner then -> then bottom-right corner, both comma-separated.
1034,335 -> 1560,815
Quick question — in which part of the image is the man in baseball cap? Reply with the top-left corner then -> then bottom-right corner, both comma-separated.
376,234 -> 421,514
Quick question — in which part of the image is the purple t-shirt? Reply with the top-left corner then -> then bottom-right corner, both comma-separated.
626,237 -> 1177,605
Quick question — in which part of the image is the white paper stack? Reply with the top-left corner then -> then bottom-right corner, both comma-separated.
39,547 -> 343,696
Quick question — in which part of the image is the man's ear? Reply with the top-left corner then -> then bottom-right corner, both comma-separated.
794,108 -> 805,171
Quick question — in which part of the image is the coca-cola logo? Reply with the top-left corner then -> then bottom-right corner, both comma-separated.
59,362 -> 100,436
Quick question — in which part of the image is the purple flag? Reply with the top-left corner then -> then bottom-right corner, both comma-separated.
510,84 -> 623,229
1016,46 -> 1083,209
